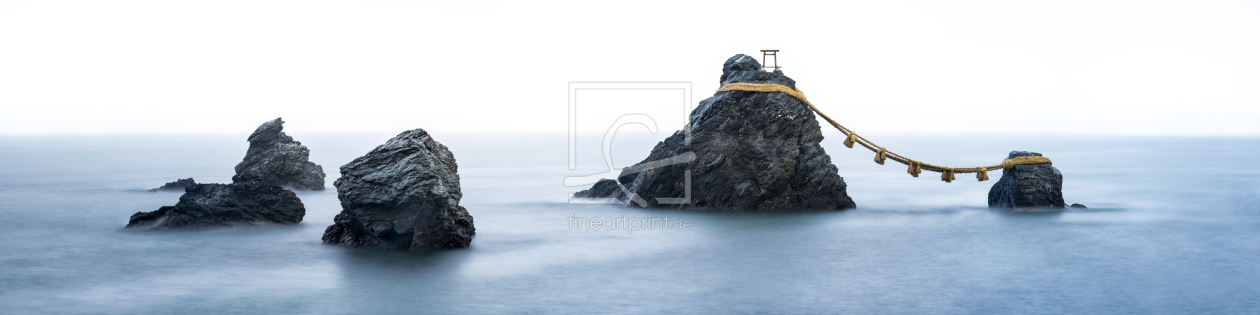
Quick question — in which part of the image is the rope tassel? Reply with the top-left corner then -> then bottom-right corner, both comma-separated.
711,83 -> 1058,185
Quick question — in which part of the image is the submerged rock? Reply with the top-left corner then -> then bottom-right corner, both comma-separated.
574,54 -> 855,211
322,129 -> 475,251
234,118 -> 326,190
988,151 -> 1066,209
126,176 -> 305,230
148,178 -> 196,192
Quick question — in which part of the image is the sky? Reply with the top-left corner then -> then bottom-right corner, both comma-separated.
0,0 -> 1257,135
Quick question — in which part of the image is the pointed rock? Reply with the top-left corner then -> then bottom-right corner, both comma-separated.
234,118 -> 326,190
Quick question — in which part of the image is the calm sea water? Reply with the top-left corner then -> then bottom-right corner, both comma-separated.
0,132 -> 1257,314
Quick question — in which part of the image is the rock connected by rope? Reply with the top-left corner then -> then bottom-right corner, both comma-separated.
714,82 -> 1052,182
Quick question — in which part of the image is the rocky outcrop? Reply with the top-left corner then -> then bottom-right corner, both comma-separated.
148,178 -> 196,192
234,118 -> 326,190
574,54 -> 855,211
573,179 -> 623,200
322,129 -> 475,251
988,151 -> 1066,209
126,175 -> 305,230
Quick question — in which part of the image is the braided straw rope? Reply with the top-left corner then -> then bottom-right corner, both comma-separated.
714,82 -> 1052,182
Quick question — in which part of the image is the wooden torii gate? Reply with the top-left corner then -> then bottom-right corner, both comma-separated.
761,50 -> 780,70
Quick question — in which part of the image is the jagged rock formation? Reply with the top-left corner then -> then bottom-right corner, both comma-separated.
322,129 -> 475,251
126,175 -> 305,229
574,54 -> 856,211
234,118 -> 326,190
148,178 -> 196,192
988,151 -> 1067,210
573,179 -> 622,200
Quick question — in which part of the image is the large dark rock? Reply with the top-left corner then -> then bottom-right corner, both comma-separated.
988,151 -> 1066,209
322,129 -> 475,251
234,118 -> 326,190
574,54 -> 855,211
148,178 -> 196,192
126,176 -> 305,230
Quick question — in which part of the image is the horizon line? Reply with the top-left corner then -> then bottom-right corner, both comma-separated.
1,131 -> 1257,137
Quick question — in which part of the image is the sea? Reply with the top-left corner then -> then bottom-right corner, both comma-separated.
0,132 -> 1257,314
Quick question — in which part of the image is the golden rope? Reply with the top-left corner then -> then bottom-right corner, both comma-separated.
714,82 -> 1053,182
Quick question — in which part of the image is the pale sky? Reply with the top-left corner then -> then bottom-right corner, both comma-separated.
1,0 -> 1257,135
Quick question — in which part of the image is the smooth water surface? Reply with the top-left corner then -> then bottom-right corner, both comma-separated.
1,132 -> 1257,314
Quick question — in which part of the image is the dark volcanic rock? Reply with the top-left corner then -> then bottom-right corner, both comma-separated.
234,118 -> 326,190
1070,203 -> 1087,209
719,54 -> 797,90
988,151 -> 1067,209
126,177 -> 305,230
322,129 -> 475,251
148,178 -> 196,192
574,54 -> 855,211
573,179 -> 624,200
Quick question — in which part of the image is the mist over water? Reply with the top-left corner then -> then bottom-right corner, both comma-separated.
1,133 -> 1257,314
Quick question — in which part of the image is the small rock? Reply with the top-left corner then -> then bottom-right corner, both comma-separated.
1070,203 -> 1087,208
988,151 -> 1066,209
234,118 -> 326,190
126,176 -> 305,230
322,128 -> 475,251
573,179 -> 624,200
148,178 -> 196,192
